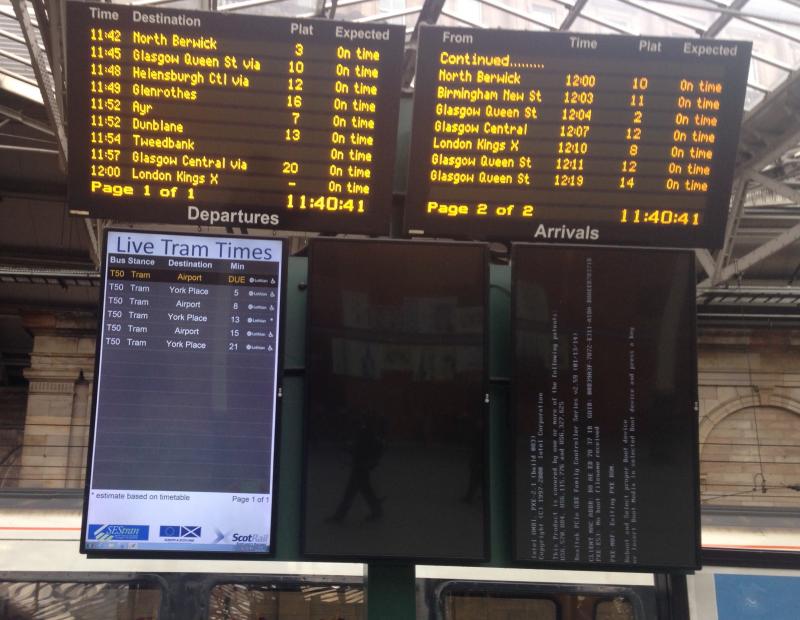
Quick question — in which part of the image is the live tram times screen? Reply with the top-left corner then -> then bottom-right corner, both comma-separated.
406,27 -> 751,248
66,2 -> 404,234
83,230 -> 284,556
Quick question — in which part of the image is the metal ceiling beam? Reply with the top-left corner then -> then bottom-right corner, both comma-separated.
711,178 -> 747,286
702,0 -> 748,39
560,0 -> 588,30
749,171 -> 800,205
299,0 -> 373,18
29,0 -> 51,68
401,0 -> 445,87
0,103 -> 53,135
735,69 -> 800,175
0,67 -> 41,97
84,220 -> 101,269
0,46 -> 34,68
739,128 -> 800,177
439,9 -> 481,28
701,220 -> 800,288
45,0 -> 65,121
0,25 -> 46,51
750,51 -> 792,73
0,143 -> 57,154
10,0 -> 66,165
695,249 -> 715,278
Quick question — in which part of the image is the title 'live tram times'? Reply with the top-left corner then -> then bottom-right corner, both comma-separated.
83,231 -> 285,556
68,2 -> 404,234
406,27 -> 751,248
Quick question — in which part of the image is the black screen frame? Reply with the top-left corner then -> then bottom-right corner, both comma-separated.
300,237 -> 492,564
80,228 -> 288,560
508,243 -> 701,573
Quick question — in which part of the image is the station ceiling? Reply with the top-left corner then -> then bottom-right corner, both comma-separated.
1,0 -> 800,325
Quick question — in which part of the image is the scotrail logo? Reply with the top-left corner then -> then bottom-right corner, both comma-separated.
88,524 -> 149,541
212,528 -> 267,544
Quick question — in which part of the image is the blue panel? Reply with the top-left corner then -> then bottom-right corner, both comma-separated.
715,574 -> 800,620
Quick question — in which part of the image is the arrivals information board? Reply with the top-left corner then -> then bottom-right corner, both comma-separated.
66,2 -> 404,234
82,230 -> 284,556
406,27 -> 751,248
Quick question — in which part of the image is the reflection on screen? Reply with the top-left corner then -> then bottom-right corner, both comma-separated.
303,240 -> 488,562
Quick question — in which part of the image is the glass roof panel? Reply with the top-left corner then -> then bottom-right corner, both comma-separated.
569,15 -> 625,34
582,0 -> 699,36
746,0 -> 800,42
444,0 -> 487,25
481,0 -> 559,30
133,0 -> 204,10
476,0 -> 562,31
439,10 -> 482,28
747,57 -> 789,92
717,17 -> 800,70
0,10 -> 36,86
626,0 -> 717,30
743,87 -> 765,111
334,0 -> 422,26
573,0 -> 636,33
219,0 -> 315,17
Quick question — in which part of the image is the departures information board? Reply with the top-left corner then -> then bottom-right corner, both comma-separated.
82,230 -> 284,556
406,27 -> 751,248
512,246 -> 699,570
67,2 -> 403,234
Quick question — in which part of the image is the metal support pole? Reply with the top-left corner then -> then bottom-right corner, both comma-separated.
84,220 -> 101,269
365,563 -> 416,620
401,0 -> 445,87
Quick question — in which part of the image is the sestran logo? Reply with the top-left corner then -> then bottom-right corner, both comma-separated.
88,524 -> 149,541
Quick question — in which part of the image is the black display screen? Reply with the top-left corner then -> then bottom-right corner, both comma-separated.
303,239 -> 488,562
66,2 -> 403,234
405,26 -> 751,248
512,245 -> 699,570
